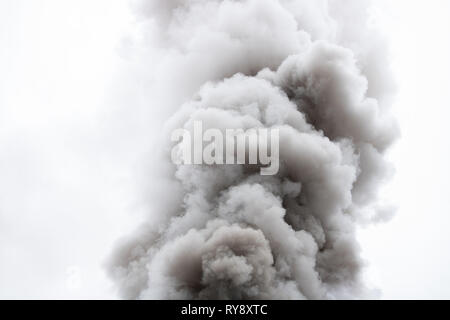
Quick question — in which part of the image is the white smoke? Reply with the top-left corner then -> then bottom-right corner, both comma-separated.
108,0 -> 399,299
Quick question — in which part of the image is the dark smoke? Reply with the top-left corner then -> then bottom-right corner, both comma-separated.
108,0 -> 399,299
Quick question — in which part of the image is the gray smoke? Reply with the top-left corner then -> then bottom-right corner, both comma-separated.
108,0 -> 399,299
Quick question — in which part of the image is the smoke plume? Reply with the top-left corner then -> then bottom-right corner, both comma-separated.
108,0 -> 399,299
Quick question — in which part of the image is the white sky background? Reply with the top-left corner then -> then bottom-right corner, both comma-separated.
359,0 -> 450,299
0,0 -> 138,299
0,0 -> 449,299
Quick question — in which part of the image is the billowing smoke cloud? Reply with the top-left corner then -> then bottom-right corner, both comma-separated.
108,0 -> 399,299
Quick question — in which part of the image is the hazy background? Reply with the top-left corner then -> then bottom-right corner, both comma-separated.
0,0 -> 449,299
